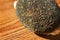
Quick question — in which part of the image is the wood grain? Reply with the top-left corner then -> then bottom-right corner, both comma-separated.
0,0 -> 60,40
55,0 -> 60,8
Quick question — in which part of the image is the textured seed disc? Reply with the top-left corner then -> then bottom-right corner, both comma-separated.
16,0 -> 60,34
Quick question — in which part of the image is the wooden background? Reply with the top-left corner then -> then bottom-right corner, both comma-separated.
0,0 -> 60,40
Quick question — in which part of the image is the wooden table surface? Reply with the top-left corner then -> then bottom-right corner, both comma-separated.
0,0 -> 60,40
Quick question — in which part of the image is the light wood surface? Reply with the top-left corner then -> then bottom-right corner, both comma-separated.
0,0 -> 60,40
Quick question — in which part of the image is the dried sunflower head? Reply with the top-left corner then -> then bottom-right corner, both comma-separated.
16,0 -> 60,34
